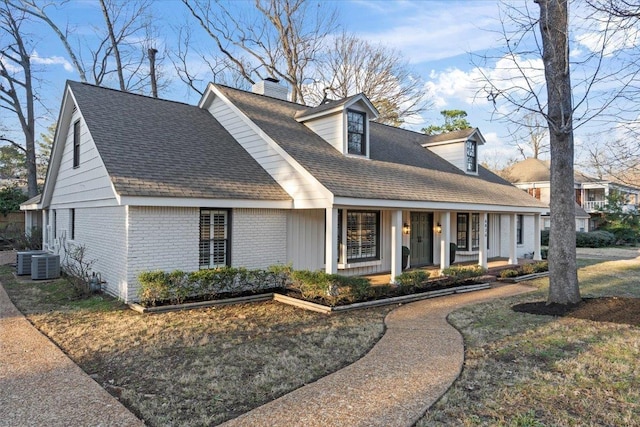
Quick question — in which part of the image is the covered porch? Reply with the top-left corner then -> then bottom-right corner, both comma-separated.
324,207 -> 543,284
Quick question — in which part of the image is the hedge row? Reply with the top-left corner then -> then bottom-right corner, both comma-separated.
540,229 -> 616,248
499,261 -> 549,278
138,263 -> 493,308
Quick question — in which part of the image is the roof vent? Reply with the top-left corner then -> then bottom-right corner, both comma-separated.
252,78 -> 288,101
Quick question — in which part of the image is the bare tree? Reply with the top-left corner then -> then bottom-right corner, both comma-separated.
509,112 -> 549,159
181,0 -> 338,104
0,1 -> 37,197
306,32 -> 429,126
15,0 -> 164,95
536,0 -> 580,305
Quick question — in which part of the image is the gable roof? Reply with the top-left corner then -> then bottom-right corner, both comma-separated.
214,85 -> 546,209
423,128 -> 485,145
504,158 -> 602,185
294,93 -> 379,122
66,81 -> 290,201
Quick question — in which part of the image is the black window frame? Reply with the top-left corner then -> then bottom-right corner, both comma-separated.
347,109 -> 366,156
456,213 -> 469,250
73,120 -> 81,168
471,213 -> 480,250
70,208 -> 75,240
199,209 -> 231,269
466,140 -> 477,173
517,214 -> 524,245
344,210 -> 380,263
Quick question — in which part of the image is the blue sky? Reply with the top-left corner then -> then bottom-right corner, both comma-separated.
2,0 -> 632,169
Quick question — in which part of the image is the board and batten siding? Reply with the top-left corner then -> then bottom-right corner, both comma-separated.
126,206 -> 200,302
49,110 -> 118,206
207,96 -> 329,206
303,113 -> 343,154
426,142 -> 466,173
232,209 -> 288,269
286,209 -> 324,271
498,214 -> 535,259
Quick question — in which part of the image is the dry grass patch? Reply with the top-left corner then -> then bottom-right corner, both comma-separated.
418,257 -> 640,427
2,266 -> 391,426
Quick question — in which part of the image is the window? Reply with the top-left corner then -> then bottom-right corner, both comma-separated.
70,208 -> 75,240
73,120 -> 81,168
543,218 -> 551,230
347,110 -> 366,155
471,213 -> 480,250
528,188 -> 541,200
199,209 -> 230,269
345,210 -> 379,262
466,140 -> 477,172
517,214 -> 524,245
53,210 -> 57,239
456,213 -> 469,250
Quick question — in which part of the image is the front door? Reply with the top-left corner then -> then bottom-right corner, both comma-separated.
410,212 -> 433,267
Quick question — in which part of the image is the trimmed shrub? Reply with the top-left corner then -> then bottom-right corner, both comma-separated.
441,265 -> 486,280
500,269 -> 520,278
395,270 -> 430,289
138,271 -> 170,306
532,261 -> 549,273
576,230 -> 616,248
520,263 -> 536,275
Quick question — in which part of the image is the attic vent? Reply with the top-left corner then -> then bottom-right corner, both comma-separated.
31,254 -> 61,280
16,250 -> 46,275
251,79 -> 288,101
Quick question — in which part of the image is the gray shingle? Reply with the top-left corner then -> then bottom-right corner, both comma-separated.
216,85 -> 547,209
68,81 -> 290,201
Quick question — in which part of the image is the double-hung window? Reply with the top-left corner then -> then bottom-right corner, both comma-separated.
466,140 -> 477,173
347,110 -> 366,155
517,214 -> 524,245
199,209 -> 230,269
471,213 -> 480,250
456,213 -> 469,250
73,120 -> 81,168
338,210 -> 380,263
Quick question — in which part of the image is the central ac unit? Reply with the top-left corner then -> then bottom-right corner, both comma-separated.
31,254 -> 61,280
16,251 -> 46,275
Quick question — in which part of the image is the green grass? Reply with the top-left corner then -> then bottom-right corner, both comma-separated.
417,257 -> 640,427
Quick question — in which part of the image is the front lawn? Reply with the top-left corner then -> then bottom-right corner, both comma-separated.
418,256 -> 640,426
2,266 -> 392,426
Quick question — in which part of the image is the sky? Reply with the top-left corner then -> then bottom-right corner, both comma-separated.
2,0 -> 635,171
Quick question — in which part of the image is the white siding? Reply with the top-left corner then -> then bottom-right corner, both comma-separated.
49,110 -> 117,206
232,209 -> 288,269
48,206 -> 129,301
487,213 -> 501,258
303,113 -> 343,153
499,214 -> 535,259
287,209 -> 324,271
208,96 -> 328,206
426,142 -> 466,172
126,206 -> 199,301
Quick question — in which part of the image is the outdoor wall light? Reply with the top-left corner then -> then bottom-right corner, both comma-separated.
403,222 -> 411,235
436,222 -> 442,234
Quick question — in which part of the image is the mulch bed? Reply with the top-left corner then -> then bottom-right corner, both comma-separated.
512,297 -> 640,326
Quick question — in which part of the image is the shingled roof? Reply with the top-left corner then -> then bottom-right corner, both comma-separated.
215,85 -> 547,209
67,81 -> 290,201
504,158 -> 597,184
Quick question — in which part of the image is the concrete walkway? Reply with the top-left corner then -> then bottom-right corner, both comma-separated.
0,284 -> 144,427
222,283 -> 535,427
1,277 -> 533,427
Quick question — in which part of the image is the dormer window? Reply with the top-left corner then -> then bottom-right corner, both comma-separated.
347,110 -> 366,155
466,140 -> 477,173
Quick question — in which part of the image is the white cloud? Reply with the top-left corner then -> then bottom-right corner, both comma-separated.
30,51 -> 74,72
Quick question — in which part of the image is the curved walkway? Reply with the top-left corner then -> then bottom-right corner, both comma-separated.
222,283 -> 534,427
0,284 -> 144,427
0,280 -> 533,427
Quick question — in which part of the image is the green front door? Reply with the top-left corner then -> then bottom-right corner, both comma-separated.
410,212 -> 433,267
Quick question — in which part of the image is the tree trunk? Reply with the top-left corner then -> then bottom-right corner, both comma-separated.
537,0 -> 580,305
99,0 -> 125,91
148,48 -> 158,98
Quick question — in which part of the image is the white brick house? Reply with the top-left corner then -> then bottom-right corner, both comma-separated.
22,80 -> 547,302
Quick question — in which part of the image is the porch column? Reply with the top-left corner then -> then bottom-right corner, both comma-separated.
325,207 -> 338,274
478,212 -> 488,268
533,213 -> 542,260
390,210 -> 403,283
440,211 -> 451,270
509,213 -> 518,265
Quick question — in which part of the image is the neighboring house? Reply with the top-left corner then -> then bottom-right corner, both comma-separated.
22,80 -> 547,302
504,157 -> 640,231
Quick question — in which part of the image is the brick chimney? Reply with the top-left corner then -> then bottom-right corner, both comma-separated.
251,78 -> 289,101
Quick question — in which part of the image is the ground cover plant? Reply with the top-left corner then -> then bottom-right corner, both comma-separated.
2,265 -> 392,426
418,252 -> 640,426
